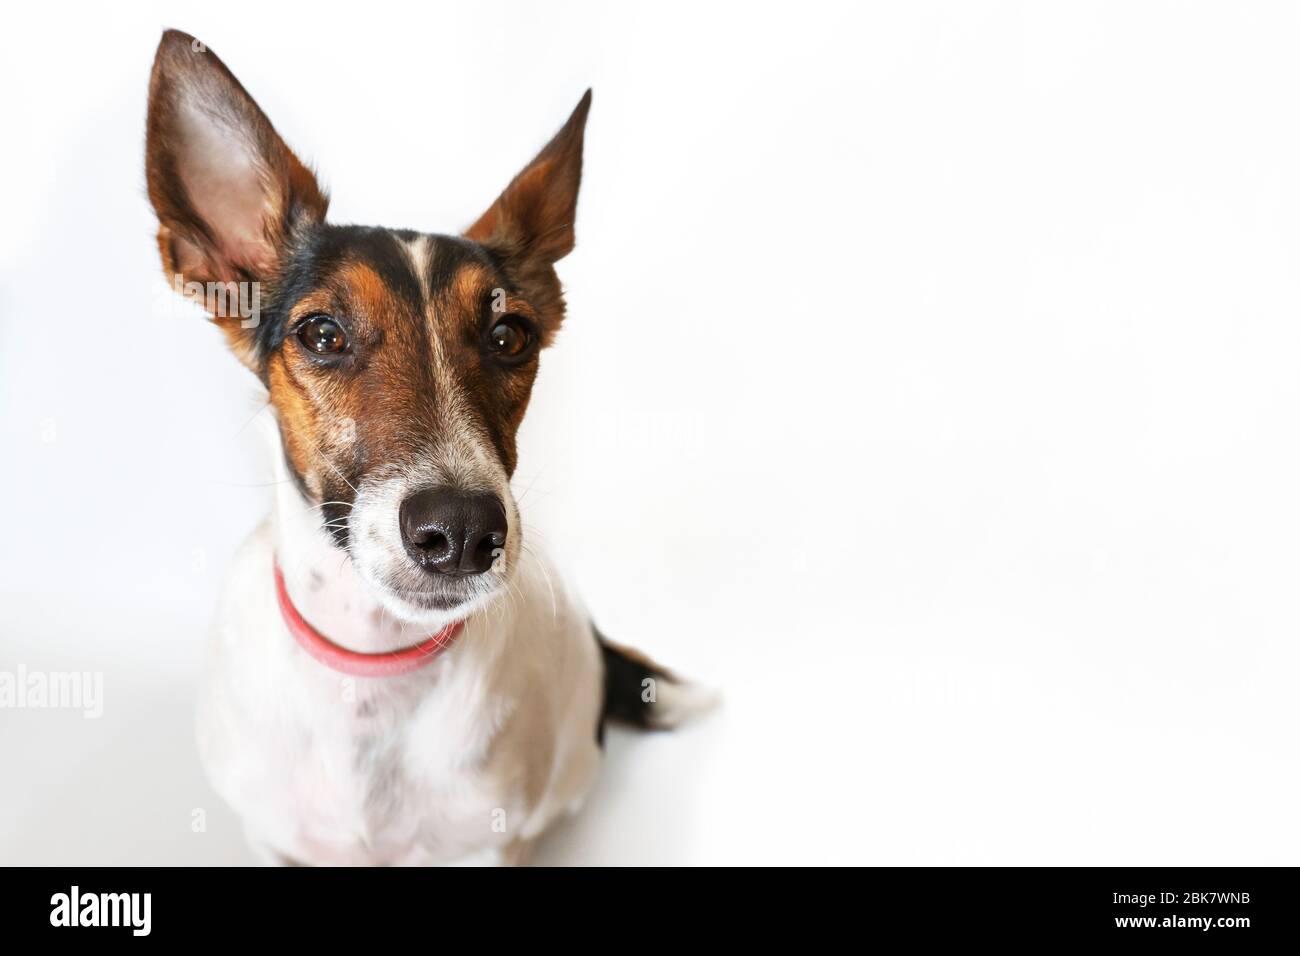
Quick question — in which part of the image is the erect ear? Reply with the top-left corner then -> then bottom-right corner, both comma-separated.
145,30 -> 327,357
465,90 -> 591,332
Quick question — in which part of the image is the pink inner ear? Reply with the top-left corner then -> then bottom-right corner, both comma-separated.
175,93 -> 279,276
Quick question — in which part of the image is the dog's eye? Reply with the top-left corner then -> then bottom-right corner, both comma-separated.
297,315 -> 348,355
486,316 -> 535,361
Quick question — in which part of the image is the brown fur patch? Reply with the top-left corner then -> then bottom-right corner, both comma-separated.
268,353 -> 324,497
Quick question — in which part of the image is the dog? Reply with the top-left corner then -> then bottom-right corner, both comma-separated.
145,29 -> 713,865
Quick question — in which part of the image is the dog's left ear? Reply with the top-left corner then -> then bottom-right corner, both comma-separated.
465,90 -> 591,336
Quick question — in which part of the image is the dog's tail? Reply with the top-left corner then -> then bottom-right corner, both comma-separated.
596,628 -> 718,739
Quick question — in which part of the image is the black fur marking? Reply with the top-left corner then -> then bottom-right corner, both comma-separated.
426,234 -> 501,294
357,227 -> 426,311
253,226 -> 337,365
320,500 -> 352,550
595,626 -> 670,745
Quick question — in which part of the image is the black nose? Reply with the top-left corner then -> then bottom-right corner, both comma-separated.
399,489 -> 507,575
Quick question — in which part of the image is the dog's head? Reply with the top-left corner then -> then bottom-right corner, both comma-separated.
145,30 -> 588,623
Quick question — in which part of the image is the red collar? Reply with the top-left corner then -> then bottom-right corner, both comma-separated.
273,561 -> 464,677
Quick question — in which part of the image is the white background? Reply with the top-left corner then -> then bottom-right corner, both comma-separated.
2,1 -> 1298,865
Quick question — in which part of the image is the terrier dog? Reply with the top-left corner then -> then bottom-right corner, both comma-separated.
145,29 -> 712,865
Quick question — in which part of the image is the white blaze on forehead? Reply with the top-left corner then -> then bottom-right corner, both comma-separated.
401,234 -> 433,305
395,233 -> 501,491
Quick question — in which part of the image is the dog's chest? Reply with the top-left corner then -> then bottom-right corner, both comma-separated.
284,687 -> 431,860
201,638 -> 521,866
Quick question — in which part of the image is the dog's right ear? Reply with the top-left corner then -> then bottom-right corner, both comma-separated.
464,91 -> 591,342
146,30 -> 327,353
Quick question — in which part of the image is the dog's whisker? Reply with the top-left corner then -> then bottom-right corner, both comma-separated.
292,427 -> 360,497
233,401 -> 272,437
520,541 -> 559,624
511,469 -> 546,505
207,478 -> 293,488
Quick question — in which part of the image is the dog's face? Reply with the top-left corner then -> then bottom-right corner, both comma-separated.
145,31 -> 588,623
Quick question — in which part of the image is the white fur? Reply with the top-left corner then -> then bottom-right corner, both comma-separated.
647,677 -> 721,729
197,415 -> 603,866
